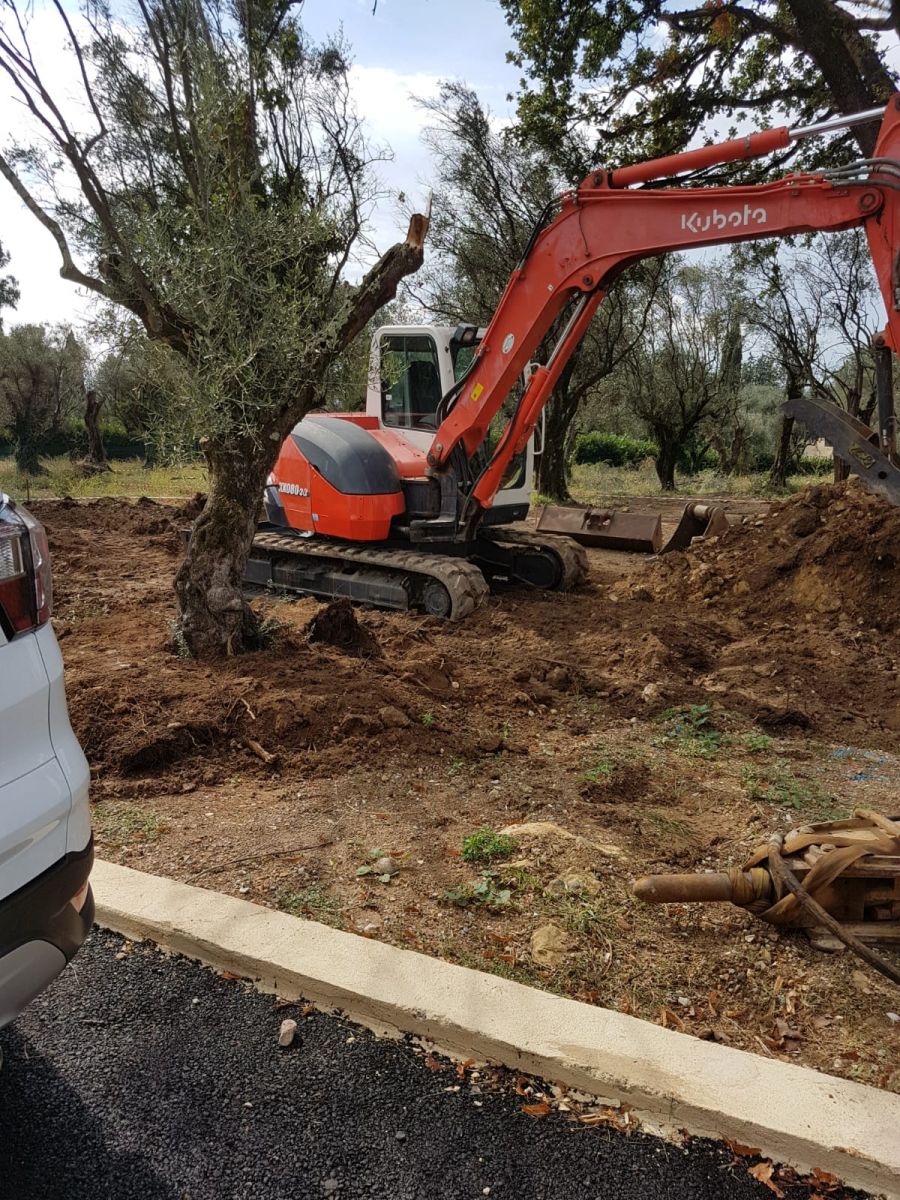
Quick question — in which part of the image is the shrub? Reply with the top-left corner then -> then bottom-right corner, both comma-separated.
572,431 -> 658,467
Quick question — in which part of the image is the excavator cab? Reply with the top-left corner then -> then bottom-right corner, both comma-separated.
366,324 -> 534,525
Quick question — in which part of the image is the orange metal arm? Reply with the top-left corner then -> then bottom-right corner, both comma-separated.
427,96 -> 900,514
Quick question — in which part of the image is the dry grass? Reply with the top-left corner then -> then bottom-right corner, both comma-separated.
0,456 -> 206,501
568,461 -> 831,502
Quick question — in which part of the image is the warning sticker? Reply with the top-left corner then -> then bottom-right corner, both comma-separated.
470,382 -> 484,403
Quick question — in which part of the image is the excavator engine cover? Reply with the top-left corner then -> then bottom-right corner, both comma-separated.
267,414 -> 406,542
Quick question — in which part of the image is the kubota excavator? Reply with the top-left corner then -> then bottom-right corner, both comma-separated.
246,97 -> 900,619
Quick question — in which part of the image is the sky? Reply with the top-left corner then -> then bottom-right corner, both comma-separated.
0,0 -> 523,331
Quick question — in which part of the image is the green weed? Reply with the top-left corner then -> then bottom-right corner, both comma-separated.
581,759 -> 613,784
743,760 -> 841,817
742,733 -> 773,754
657,704 -> 722,757
278,884 -> 343,927
461,826 -> 517,863
94,803 -> 164,847
444,869 -> 513,909
421,710 -> 435,728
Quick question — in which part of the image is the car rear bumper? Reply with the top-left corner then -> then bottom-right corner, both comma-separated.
0,837 -> 94,1028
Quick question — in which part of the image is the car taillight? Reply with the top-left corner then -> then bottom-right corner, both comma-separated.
0,495 -> 52,637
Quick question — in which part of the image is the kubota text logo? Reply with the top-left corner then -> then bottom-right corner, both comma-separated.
681,205 -> 767,234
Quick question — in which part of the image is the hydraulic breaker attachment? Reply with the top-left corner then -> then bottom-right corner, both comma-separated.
633,810 -> 900,986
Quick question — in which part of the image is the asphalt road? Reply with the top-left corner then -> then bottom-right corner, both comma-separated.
0,929 -> 867,1200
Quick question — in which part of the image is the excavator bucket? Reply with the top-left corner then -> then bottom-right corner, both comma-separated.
536,501 -> 728,555
657,501 -> 729,555
536,505 -> 662,552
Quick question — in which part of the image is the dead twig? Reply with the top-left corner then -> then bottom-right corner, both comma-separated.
187,840 -> 334,881
242,736 -> 277,764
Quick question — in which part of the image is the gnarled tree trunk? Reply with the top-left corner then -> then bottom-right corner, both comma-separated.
654,439 -> 678,490
83,388 -> 111,472
536,360 -> 580,501
173,434 -> 275,658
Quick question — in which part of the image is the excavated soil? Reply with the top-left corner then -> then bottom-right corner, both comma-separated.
35,485 -> 900,1094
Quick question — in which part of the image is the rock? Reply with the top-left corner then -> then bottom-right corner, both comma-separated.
641,682 -> 662,705
531,923 -> 574,968
887,1012 -> 900,1024
395,1130 -> 407,1142
851,969 -> 873,995
500,821 -> 627,860
371,856 -> 400,877
733,578 -> 751,596
339,713 -> 383,737
278,1018 -> 298,1048
546,666 -> 572,690
546,870 -> 601,898
378,705 -> 411,729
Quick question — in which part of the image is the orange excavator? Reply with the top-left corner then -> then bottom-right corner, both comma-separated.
246,97 -> 900,619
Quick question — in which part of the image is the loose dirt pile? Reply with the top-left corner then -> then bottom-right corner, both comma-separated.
32,492 -> 900,1091
641,482 -> 900,630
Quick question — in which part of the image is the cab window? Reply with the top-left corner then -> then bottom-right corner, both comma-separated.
381,335 -> 442,430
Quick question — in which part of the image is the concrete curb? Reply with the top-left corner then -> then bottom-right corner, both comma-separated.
92,859 -> 900,1198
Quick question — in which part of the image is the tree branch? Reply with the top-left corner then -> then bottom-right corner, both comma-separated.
0,153 -> 111,296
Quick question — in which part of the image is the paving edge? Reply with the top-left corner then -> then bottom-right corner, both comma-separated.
92,859 -> 900,1198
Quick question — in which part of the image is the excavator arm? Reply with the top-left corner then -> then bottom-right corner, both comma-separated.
426,97 -> 900,531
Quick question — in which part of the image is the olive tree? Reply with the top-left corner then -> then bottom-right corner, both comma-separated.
0,0 -> 427,656
0,323 -> 85,472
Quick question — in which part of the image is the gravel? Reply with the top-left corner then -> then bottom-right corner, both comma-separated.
0,929 -> 868,1200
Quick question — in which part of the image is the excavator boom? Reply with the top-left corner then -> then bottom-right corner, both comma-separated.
428,97 -> 900,524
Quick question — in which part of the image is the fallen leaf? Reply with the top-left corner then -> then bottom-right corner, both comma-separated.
809,1167 -> 841,1189
456,1057 -> 474,1079
659,1007 -> 685,1030
723,1136 -> 762,1158
522,1102 -> 551,1118
514,1075 -> 531,1096
423,1055 -> 443,1073
748,1162 -> 784,1197
221,971 -> 242,981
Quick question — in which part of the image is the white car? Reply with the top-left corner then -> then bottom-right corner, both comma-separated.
0,493 -> 93,1029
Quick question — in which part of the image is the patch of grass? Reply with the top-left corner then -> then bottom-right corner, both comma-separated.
94,803 -> 164,847
742,760 -> 842,818
421,709 -> 435,728
461,825 -> 517,863
741,732 -> 773,754
278,884 -> 343,927
643,809 -> 692,838
0,455 -> 207,500
243,612 -> 284,651
446,757 -> 467,778
657,704 -> 723,758
569,461 -> 831,503
57,591 -> 110,623
581,759 -> 613,784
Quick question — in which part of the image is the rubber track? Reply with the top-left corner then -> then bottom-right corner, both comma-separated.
252,532 -> 489,621
483,527 -> 589,591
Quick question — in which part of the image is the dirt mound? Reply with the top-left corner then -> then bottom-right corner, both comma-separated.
640,482 -> 900,631
306,597 -> 381,658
